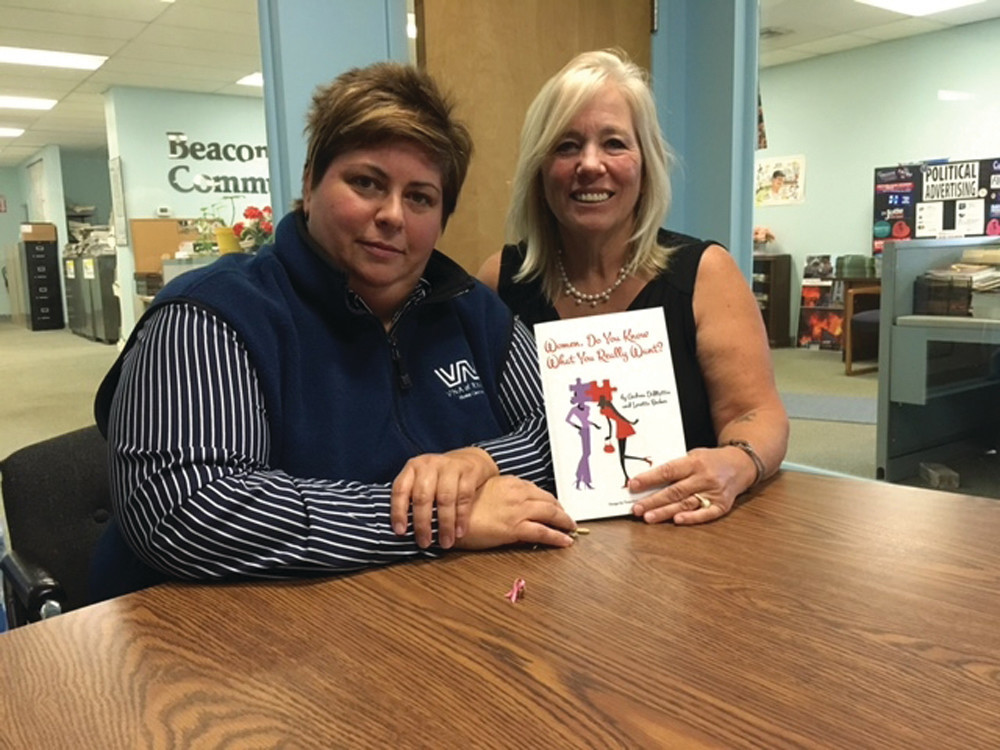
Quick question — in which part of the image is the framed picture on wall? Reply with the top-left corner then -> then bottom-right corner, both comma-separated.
755,155 -> 805,206
109,156 -> 128,246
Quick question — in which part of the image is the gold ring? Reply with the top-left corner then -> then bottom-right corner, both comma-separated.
693,493 -> 712,509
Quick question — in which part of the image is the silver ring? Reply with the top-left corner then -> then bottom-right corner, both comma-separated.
693,493 -> 712,509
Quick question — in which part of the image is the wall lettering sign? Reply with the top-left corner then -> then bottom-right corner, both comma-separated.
165,131 -> 270,196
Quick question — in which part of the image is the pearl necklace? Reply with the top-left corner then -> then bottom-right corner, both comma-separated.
557,253 -> 633,307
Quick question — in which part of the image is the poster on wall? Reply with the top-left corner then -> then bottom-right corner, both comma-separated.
872,158 -> 1000,254
756,90 -> 768,150
755,154 -> 805,206
109,156 -> 128,247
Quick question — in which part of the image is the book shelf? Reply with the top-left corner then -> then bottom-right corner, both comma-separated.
797,276 -> 880,351
752,253 -> 791,347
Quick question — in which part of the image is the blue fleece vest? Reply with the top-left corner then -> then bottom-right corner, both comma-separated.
96,211 -> 516,484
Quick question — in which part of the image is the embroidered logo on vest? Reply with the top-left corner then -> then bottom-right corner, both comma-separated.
434,359 -> 485,400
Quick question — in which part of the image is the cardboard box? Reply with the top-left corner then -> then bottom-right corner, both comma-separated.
19,222 -> 57,243
130,219 -> 200,274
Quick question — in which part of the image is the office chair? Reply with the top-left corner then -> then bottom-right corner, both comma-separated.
0,425 -> 111,628
844,286 -> 881,375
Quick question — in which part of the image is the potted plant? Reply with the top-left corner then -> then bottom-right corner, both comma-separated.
232,206 -> 274,253
193,204 -> 227,254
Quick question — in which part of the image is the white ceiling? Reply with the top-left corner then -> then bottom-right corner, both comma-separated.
759,0 -> 1000,66
2,0 -> 1000,168
0,0 -> 261,167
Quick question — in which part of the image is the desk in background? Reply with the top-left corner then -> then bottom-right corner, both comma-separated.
877,237 -> 1000,484
2,471 -> 999,748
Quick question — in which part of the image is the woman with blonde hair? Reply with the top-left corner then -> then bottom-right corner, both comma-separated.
479,49 -> 788,525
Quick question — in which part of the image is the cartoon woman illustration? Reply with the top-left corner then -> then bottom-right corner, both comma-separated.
598,395 -> 652,487
566,401 -> 601,490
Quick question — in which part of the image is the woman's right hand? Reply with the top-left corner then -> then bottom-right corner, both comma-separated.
456,476 -> 577,550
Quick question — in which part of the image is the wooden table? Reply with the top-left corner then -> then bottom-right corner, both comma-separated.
3,471 -> 999,749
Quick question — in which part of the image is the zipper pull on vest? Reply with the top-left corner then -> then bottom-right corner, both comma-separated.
389,336 -> 412,390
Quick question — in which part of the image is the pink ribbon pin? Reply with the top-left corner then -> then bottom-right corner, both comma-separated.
505,577 -> 526,604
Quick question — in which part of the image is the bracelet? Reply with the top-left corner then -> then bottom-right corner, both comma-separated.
723,439 -> 765,488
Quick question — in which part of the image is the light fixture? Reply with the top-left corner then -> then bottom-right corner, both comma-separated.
0,96 -> 57,110
938,89 -> 974,101
237,72 -> 263,87
0,45 -> 107,71
855,0 -> 985,16
0,127 -> 25,137
407,12 -> 418,39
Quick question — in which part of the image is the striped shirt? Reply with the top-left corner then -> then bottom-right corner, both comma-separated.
108,302 -> 552,581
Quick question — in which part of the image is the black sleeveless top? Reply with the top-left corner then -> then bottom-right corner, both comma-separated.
497,229 -> 717,450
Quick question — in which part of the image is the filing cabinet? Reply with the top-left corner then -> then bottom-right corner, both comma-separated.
18,224 -> 64,331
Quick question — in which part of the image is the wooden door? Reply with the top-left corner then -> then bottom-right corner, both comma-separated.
416,0 -> 651,274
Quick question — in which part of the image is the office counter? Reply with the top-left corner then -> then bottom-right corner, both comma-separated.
2,471 -> 999,748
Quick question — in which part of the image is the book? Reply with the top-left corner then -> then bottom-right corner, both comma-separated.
960,248 -> 1000,265
803,254 -> 834,280
534,308 -> 687,521
800,278 -> 833,308
797,308 -> 844,349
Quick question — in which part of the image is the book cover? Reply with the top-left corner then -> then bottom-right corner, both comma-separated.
800,278 -> 833,308
803,254 -> 834,279
534,308 -> 687,521
797,308 -> 843,349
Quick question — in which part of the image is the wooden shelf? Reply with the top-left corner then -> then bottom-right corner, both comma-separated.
753,253 -> 791,348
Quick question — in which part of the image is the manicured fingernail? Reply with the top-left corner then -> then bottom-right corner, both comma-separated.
440,534 -> 453,549
456,522 -> 466,539
393,522 -> 405,535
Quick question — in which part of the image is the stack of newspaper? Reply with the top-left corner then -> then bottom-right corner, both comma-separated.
925,262 -> 1000,292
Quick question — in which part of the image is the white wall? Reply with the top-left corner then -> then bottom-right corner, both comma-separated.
0,168 -> 26,317
756,18 -> 1000,340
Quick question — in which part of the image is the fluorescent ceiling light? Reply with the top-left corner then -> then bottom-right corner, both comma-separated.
855,0 -> 984,15
0,45 -> 107,71
0,96 -> 57,110
237,72 -> 263,87
0,127 -> 25,137
938,89 -> 974,101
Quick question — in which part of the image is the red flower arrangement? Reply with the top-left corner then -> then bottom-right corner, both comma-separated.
232,205 -> 274,252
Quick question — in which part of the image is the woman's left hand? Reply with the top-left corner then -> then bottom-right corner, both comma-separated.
626,446 -> 752,525
390,447 -> 498,548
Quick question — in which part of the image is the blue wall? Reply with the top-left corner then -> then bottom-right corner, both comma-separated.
652,0 -> 758,275
258,0 -> 408,215
756,18 -> 1000,339
105,87 -> 268,224
105,87 -> 269,336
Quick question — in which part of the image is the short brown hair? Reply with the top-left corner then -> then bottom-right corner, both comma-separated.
300,62 -> 472,227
